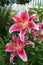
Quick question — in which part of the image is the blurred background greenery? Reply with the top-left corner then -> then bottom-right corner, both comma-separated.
0,0 -> 43,65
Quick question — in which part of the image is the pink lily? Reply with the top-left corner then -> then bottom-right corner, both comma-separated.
6,22 -> 10,25
5,35 -> 34,63
39,35 -> 43,42
39,21 -> 43,35
39,21 -> 43,29
9,12 -> 39,41
30,30 -> 38,40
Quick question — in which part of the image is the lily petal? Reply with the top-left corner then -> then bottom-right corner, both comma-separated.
29,14 -> 37,21
5,43 -> 16,52
24,41 -> 34,46
19,29 -> 26,42
16,36 -> 24,46
10,52 -> 17,63
12,15 -> 21,23
9,23 -> 23,33
20,12 -> 29,21
17,49 -> 27,62
12,35 -> 17,43
28,21 -> 39,30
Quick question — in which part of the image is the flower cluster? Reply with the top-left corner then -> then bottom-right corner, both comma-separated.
5,11 -> 42,64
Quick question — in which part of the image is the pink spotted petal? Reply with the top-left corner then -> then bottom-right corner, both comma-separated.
10,52 -> 17,63
29,14 -> 37,21
20,12 -> 29,21
9,23 -> 23,33
19,29 -> 26,42
5,43 -> 16,52
12,15 -> 21,23
17,49 -> 27,62
12,35 -> 17,43
28,21 -> 39,30
16,36 -> 24,46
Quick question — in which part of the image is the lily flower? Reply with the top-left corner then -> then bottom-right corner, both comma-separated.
5,35 -> 34,63
30,30 -> 38,40
39,21 -> 43,35
39,35 -> 43,41
6,22 -> 10,25
38,35 -> 43,43
9,12 -> 39,41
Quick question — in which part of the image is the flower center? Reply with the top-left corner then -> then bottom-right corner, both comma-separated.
10,43 -> 23,50
10,44 -> 17,50
21,21 -> 28,28
17,43 -> 23,50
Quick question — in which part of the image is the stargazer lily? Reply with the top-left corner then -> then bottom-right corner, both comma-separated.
9,12 -> 39,41
5,35 -> 34,63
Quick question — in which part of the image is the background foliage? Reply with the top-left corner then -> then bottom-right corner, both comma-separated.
0,0 -> 43,65
0,0 -> 31,6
